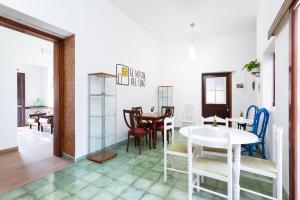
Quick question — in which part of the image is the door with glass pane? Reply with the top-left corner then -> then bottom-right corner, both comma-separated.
202,73 -> 232,119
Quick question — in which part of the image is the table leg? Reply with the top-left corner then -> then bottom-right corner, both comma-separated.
233,144 -> 241,200
37,117 -> 40,131
152,120 -> 157,149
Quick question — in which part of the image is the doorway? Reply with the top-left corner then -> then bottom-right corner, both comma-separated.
0,15 -> 75,193
17,72 -> 25,127
202,72 -> 232,119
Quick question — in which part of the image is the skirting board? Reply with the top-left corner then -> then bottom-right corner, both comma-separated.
0,146 -> 18,155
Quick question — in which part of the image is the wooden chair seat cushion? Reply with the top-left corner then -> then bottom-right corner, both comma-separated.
203,147 -> 227,154
241,156 -> 277,174
128,128 -> 148,136
193,157 -> 228,177
167,144 -> 188,153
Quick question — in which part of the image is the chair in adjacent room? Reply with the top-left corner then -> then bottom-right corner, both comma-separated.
123,109 -> 150,154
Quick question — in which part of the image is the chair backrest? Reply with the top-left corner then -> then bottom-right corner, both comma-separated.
246,105 -> 259,119
187,126 -> 232,198
202,115 -> 228,127
164,117 -> 175,145
161,106 -> 174,118
252,108 -> 269,140
123,109 -> 140,129
132,106 -> 143,114
272,124 -> 283,172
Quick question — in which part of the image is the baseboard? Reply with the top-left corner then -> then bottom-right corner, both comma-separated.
0,146 -> 18,155
62,153 -> 75,162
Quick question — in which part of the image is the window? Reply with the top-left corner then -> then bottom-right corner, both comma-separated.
205,77 -> 226,104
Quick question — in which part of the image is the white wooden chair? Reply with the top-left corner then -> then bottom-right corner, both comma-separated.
187,126 -> 233,200
240,124 -> 283,200
182,104 -> 195,126
164,117 -> 188,182
200,115 -> 228,157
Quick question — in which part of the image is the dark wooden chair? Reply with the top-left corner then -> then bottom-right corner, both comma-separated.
123,109 -> 151,154
132,106 -> 152,128
157,107 -> 174,144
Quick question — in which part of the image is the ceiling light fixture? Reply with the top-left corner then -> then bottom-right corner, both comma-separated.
189,22 -> 196,61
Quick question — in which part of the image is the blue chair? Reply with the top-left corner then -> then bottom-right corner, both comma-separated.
244,108 -> 269,159
246,105 -> 258,129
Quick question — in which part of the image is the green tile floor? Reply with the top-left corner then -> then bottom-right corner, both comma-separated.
0,129 -> 288,200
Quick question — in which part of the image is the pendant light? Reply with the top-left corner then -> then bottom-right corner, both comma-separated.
189,22 -> 196,61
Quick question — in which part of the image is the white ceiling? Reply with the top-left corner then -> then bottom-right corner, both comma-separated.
110,0 -> 261,42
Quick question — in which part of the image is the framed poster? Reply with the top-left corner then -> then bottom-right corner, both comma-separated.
116,64 -> 129,86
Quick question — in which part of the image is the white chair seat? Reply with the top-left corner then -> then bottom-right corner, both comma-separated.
167,144 -> 188,154
193,157 -> 228,177
241,156 -> 277,176
39,118 -> 50,123
28,118 -> 37,123
203,147 -> 227,154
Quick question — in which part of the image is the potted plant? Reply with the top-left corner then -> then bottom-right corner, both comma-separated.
150,106 -> 155,113
212,115 -> 218,127
240,110 -> 244,118
243,59 -> 260,77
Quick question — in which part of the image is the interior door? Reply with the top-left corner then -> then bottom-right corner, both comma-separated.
202,72 -> 232,119
17,72 -> 25,127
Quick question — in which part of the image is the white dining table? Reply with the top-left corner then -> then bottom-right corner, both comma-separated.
179,125 -> 259,200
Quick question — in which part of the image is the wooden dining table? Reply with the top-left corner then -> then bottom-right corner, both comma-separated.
141,112 -> 164,149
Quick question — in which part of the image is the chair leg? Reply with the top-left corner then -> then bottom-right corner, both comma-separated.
277,177 -> 282,200
149,133 -> 152,149
138,137 -> 142,155
188,172 -> 193,200
126,135 -> 130,152
162,130 -> 164,146
146,134 -> 148,146
196,175 -> 200,192
164,151 -> 167,182
249,144 -> 254,156
262,143 -> 266,159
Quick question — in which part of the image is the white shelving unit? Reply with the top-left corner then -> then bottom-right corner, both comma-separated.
88,72 -> 117,163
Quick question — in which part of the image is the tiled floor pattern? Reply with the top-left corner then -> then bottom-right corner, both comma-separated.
0,129 -> 288,200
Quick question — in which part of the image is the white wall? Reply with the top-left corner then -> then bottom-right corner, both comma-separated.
18,65 -> 52,107
0,0 -> 161,158
0,26 -> 53,150
159,31 -> 257,126
256,0 -> 290,193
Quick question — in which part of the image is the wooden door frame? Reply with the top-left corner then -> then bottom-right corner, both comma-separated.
0,16 -> 74,157
290,1 -> 299,199
201,72 -> 232,119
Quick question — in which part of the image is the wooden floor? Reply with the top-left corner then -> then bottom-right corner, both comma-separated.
0,127 -> 71,194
